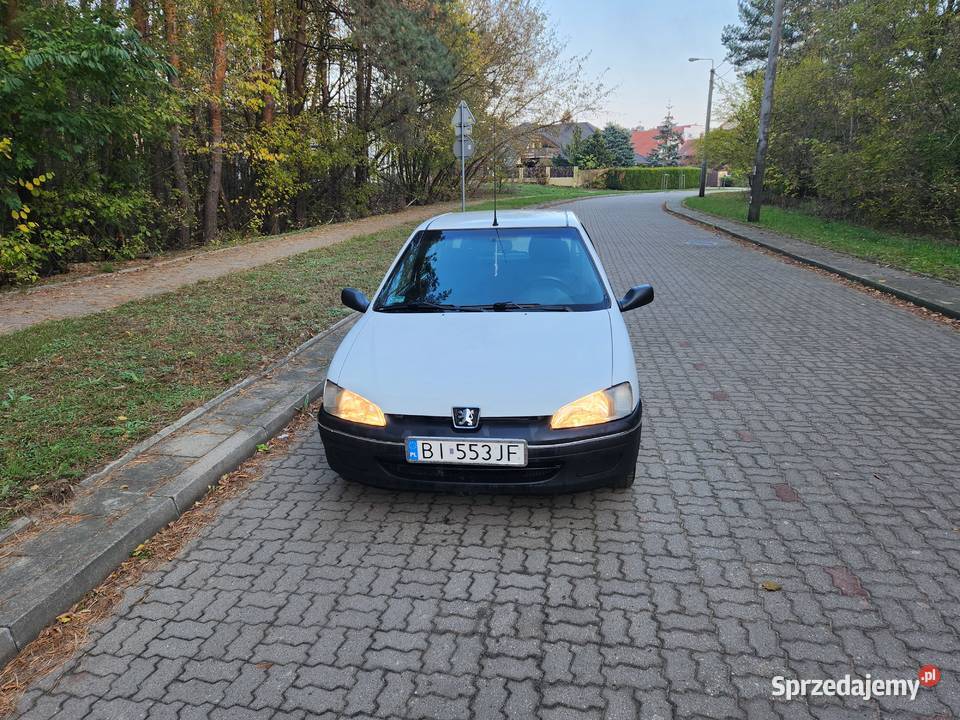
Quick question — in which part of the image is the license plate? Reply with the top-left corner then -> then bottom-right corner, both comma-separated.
405,437 -> 527,467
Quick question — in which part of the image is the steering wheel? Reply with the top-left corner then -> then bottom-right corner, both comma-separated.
527,275 -> 573,302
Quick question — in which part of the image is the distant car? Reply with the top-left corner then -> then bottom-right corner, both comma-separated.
317,209 -> 654,492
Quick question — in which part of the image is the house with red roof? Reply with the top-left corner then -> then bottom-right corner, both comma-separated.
631,123 -> 701,165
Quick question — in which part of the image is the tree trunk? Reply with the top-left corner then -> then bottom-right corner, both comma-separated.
354,51 -> 371,188
4,0 -> 20,44
260,0 -> 279,234
219,180 -> 234,230
162,0 -> 194,246
318,5 -> 331,112
290,0 -> 307,116
129,0 -> 147,37
203,0 -> 227,243
260,0 -> 275,126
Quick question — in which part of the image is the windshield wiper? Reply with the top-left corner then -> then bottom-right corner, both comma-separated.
378,301 -> 454,312
476,302 -> 573,312
378,301 -> 461,313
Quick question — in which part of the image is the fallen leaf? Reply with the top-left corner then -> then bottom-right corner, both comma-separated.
760,580 -> 782,592
255,662 -> 273,670
117,415 -> 128,422
29,484 -> 40,492
56,613 -> 72,624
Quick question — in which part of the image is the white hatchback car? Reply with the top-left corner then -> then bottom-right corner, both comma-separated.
317,209 -> 653,492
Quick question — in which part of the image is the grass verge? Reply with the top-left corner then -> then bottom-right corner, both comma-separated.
0,223 -> 413,524
685,192 -> 960,284
472,182 -> 614,210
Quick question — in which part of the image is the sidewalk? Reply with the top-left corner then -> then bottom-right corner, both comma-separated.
0,315 -> 355,666
0,202 -> 458,335
665,197 -> 960,320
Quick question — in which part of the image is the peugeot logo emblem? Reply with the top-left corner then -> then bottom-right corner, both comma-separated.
452,407 -> 480,430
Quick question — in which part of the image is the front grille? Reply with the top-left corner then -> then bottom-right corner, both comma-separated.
378,459 -> 562,485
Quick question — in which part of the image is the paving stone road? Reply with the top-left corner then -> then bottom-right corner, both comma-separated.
14,193 -> 960,719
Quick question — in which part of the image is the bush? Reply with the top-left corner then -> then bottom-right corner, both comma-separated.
606,167 -> 701,191
721,173 -> 747,188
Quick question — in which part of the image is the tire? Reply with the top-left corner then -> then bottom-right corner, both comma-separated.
609,466 -> 636,490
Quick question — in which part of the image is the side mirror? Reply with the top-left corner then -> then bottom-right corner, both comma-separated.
341,287 -> 370,313
618,284 -> 654,312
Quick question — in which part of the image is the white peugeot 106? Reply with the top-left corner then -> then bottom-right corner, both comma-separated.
317,209 -> 654,492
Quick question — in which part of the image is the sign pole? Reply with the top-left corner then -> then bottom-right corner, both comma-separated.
452,100 -> 475,210
460,104 -> 466,211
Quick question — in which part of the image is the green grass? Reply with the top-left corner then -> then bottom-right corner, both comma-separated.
686,192 -> 960,284
0,223 -> 416,524
470,183 -> 615,211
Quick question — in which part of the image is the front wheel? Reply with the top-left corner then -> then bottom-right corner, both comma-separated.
609,466 -> 636,490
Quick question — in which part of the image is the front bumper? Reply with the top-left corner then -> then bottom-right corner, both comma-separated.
316,402 -> 642,493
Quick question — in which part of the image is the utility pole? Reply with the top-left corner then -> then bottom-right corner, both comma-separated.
689,58 -> 716,197
747,0 -> 785,222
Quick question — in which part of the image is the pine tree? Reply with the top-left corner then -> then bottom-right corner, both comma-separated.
601,124 -> 635,167
555,125 -> 583,167
647,108 -> 684,167
721,0 -> 839,70
579,130 -> 613,169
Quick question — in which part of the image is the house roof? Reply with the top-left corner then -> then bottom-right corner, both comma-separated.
631,124 -> 693,158
680,138 -> 698,162
519,121 -> 599,149
547,122 -> 598,148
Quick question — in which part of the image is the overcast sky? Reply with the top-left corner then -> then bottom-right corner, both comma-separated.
545,0 -> 741,130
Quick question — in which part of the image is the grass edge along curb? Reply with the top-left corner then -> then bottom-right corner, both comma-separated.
684,191 -> 960,285
665,197 -> 960,321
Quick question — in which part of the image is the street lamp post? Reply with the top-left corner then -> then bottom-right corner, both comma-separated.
689,57 -> 715,198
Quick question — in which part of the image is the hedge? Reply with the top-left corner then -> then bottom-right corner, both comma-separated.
606,166 -> 701,191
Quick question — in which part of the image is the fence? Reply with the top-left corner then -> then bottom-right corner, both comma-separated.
514,165 -> 602,188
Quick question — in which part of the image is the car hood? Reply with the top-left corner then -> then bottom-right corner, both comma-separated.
332,310 -> 614,417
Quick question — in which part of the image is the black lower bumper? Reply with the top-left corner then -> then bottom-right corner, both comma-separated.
316,404 -> 642,494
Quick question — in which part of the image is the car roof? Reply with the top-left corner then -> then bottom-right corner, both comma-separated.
422,209 -> 574,231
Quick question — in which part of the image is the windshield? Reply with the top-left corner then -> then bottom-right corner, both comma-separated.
375,227 -> 610,312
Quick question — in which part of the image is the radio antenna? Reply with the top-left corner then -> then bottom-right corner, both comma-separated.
492,118 -> 499,227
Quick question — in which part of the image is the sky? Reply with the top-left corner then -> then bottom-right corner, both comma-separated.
544,0 -> 742,131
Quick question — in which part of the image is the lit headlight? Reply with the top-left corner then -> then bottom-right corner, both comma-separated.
549,382 -> 634,429
322,380 -> 386,426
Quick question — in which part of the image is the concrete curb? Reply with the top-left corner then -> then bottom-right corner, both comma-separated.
664,198 -> 960,320
0,314 -> 357,667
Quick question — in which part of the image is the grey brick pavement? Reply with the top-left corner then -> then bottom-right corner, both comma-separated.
14,192 -> 960,719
